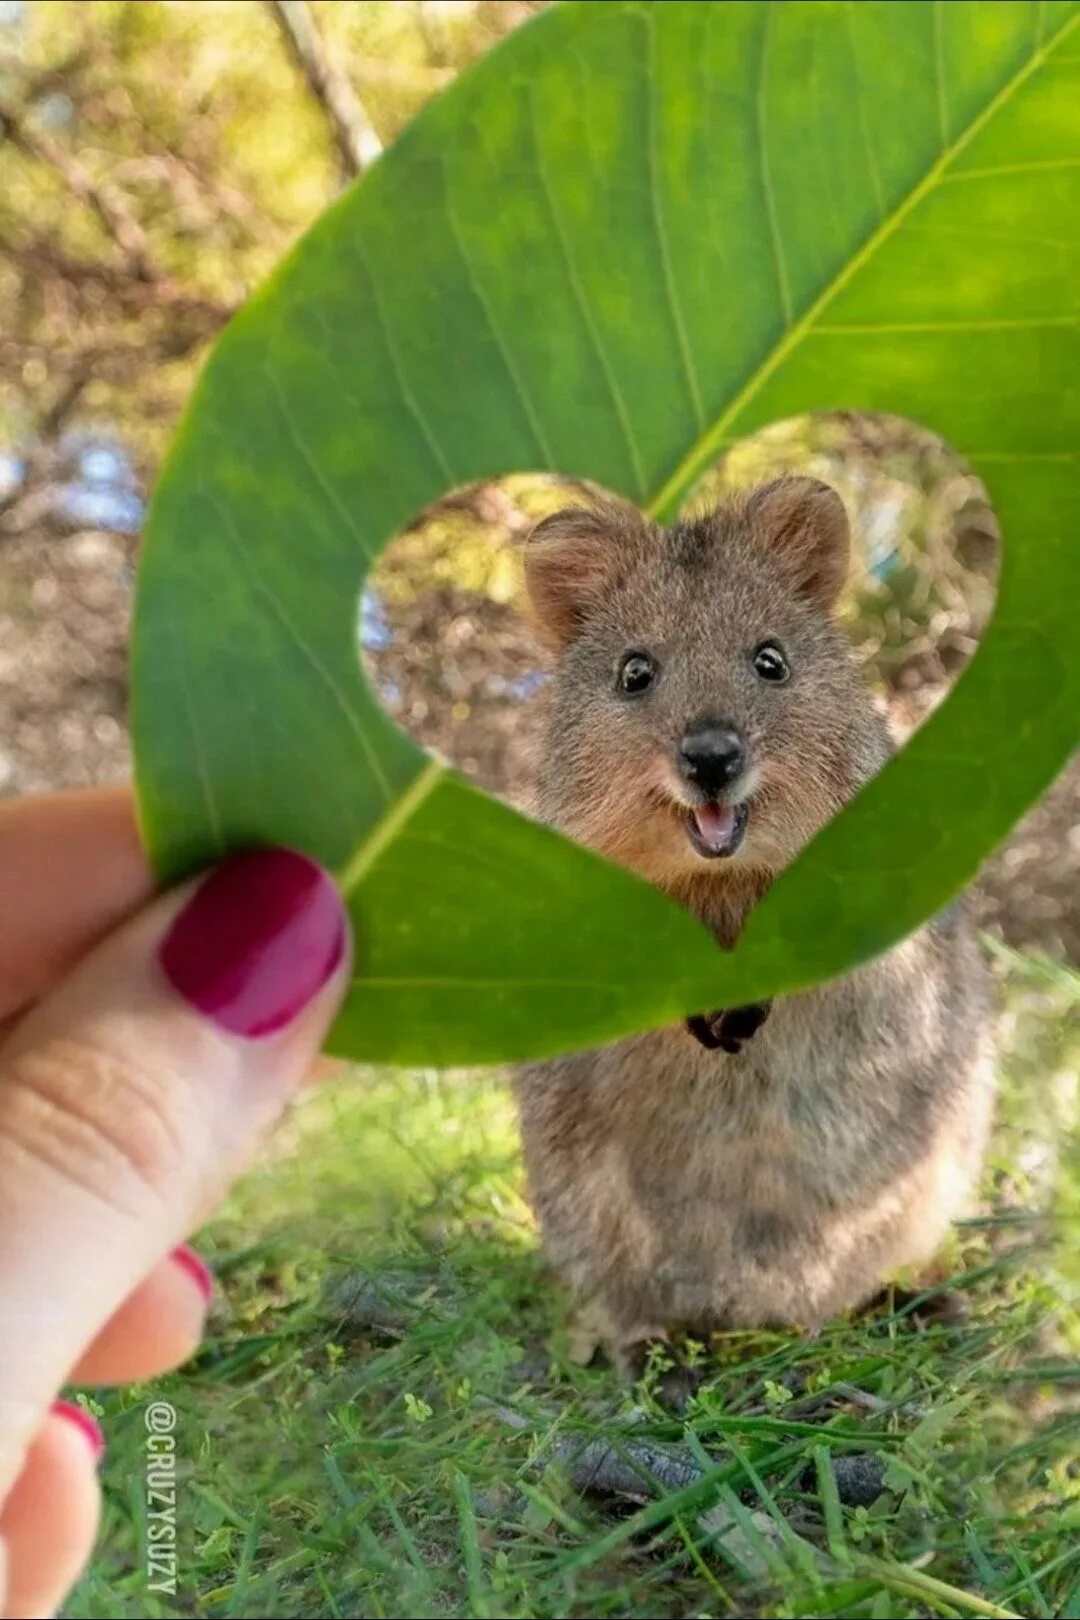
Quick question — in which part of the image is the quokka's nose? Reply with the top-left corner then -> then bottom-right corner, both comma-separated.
678,720 -> 746,797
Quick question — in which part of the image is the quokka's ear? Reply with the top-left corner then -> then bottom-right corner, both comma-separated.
745,476 -> 850,610
523,497 -> 645,646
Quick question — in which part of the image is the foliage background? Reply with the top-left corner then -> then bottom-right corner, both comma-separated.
0,3 -> 1078,1616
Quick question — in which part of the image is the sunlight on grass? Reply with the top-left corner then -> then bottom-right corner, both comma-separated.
70,954 -> 1080,1619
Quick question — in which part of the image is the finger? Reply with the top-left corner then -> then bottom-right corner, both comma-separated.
0,1403 -> 102,1619
0,847 -> 350,1499
0,787 -> 151,1025
70,1245 -> 213,1386
309,1055 -> 345,1085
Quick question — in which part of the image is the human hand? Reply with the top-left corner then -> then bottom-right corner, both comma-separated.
0,786 -> 350,1616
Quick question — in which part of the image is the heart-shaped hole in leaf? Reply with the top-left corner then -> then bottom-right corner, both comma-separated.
132,0 -> 1080,1066
362,418 -> 1002,958
362,421 -> 1000,817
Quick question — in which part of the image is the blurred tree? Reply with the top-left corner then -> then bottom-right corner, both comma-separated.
267,0 -> 383,179
1,0 -> 1073,963
0,0 -> 542,532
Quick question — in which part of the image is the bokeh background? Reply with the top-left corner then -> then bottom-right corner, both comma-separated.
2,5 -> 1079,1617
3,0 -> 1078,959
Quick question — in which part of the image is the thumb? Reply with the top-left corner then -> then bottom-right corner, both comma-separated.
0,847 -> 350,1497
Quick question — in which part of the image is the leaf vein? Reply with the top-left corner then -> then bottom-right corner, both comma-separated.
215,505 -> 393,803
526,88 -> 647,497
347,239 -> 460,490
351,975 -> 636,994
165,602 -> 225,857
647,9 -> 1080,519
638,7 -> 704,429
440,172 -> 557,469
933,0 -> 950,148
944,156 -> 1080,181
756,3 -> 794,328
813,316 -> 1078,335
263,363 -> 375,562
846,2 -> 886,221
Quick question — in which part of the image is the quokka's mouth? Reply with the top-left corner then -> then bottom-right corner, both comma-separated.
683,799 -> 749,860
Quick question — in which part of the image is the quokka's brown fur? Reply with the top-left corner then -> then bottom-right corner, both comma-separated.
515,478 -> 994,1367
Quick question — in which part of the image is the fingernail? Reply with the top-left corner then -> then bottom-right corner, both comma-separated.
159,849 -> 347,1038
171,1243 -> 214,1302
52,1401 -> 105,1464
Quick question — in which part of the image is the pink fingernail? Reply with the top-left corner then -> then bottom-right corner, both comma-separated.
52,1400 -> 105,1463
171,1243 -> 214,1302
158,848 -> 347,1039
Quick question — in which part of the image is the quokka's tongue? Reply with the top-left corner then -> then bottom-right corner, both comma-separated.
693,802 -> 737,854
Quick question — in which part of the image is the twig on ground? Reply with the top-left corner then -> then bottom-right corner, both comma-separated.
552,1435 -> 704,1499
812,1382 -> 929,1421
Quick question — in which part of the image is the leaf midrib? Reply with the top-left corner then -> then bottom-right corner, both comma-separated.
645,7 -> 1080,522
338,756 -> 446,896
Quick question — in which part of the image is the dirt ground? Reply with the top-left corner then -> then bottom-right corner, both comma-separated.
1,520 -> 1077,963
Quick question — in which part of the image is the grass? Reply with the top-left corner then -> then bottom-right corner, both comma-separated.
69,949 -> 1080,1619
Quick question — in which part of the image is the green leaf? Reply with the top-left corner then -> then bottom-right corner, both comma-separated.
133,0 -> 1080,1064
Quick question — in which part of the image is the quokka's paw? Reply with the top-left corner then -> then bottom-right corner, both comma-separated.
686,1000 -> 772,1054
869,1283 -> 971,1330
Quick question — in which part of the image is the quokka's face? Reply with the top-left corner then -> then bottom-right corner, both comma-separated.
526,480 -> 881,888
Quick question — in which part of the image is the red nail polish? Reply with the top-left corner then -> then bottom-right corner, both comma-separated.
171,1243 -> 214,1302
159,849 -> 346,1039
52,1400 -> 105,1463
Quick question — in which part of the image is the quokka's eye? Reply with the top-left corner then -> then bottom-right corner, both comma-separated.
618,651 -> 658,695
752,641 -> 791,683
